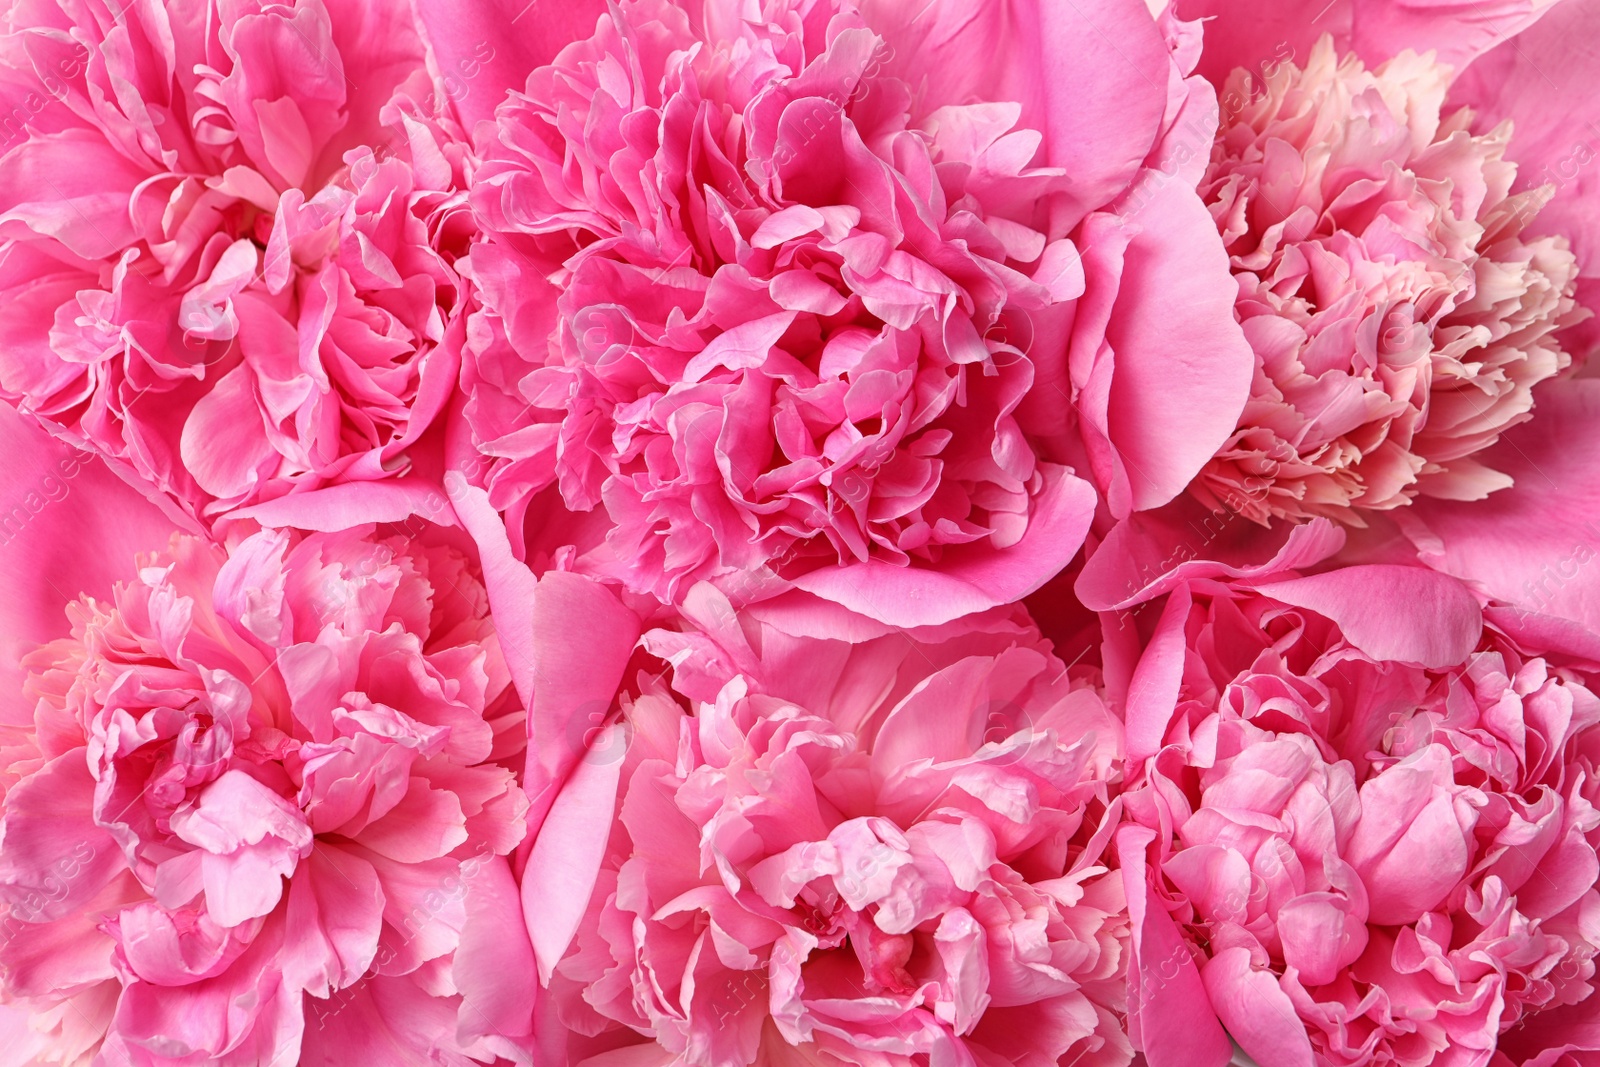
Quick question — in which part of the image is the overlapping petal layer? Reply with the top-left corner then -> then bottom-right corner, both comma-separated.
1192,38 -> 1583,525
1122,570 -> 1600,1067
0,522 -> 530,1065
0,0 -> 474,528
526,578 -> 1129,1067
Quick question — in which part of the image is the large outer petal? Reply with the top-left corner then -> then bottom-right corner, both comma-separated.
455,855 -> 538,1055
1254,565 -> 1484,668
1098,179 -> 1254,514
524,572 -> 639,823
1124,584 -> 1193,766
1449,0 -> 1600,354
1401,380 -> 1600,635
1076,499 -> 1346,612
0,404 -> 178,720
229,478 -> 459,532
447,473 -> 538,707
1118,825 -> 1233,1067
788,465 -> 1096,627
411,0 -> 609,128
522,723 -> 623,984
860,0 -> 1169,228
1201,948 -> 1314,1067
1174,0 -> 1561,88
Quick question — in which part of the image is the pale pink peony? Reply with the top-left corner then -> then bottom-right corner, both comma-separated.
1119,566 -> 1600,1067
1192,38 -> 1584,525
524,578 -> 1130,1067
454,0 -> 1255,626
0,0 -> 475,528
0,524 -> 532,1065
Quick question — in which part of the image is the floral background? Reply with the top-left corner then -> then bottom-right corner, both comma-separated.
0,0 -> 1599,1065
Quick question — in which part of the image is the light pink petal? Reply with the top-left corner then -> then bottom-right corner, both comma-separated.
1255,565 -> 1483,668
0,753 -> 124,920
523,724 -> 624,983
1125,584 -> 1193,765
446,472 -> 539,707
1404,351 -> 1600,638
1275,892 -> 1365,987
863,0 -> 1170,228
180,364 -> 272,501
412,0 -> 608,127
229,478 -> 458,532
1344,745 -> 1477,924
456,855 -> 538,1049
870,655 -> 1018,773
299,973 -> 469,1066
0,405 -> 179,718
1076,497 -> 1345,611
1118,825 -> 1233,1067
352,780 -> 468,864
1353,0 -> 1562,75
0,130 -> 145,259
526,571 -> 640,826
1176,0 -> 1560,88
1201,947 -> 1314,1067
281,845 -> 384,998
790,465 -> 1096,627
1102,179 -> 1255,513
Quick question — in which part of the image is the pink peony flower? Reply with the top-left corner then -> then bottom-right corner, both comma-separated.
1180,0 -> 1600,363
0,0 -> 476,529
454,0 -> 1256,626
524,577 -> 1130,1067
0,521 -> 532,1065
1191,38 -> 1584,526
1118,565 -> 1600,1067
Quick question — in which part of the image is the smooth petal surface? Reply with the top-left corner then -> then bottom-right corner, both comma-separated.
1202,948 -> 1314,1067
0,405 -> 180,718
523,724 -> 624,983
1076,497 -> 1345,611
1102,179 -> 1255,513
1119,826 -> 1232,1067
1404,380 -> 1600,634
1175,0 -> 1560,86
1254,565 -> 1483,667
1451,0 -> 1600,353
412,0 -> 607,127
789,466 -> 1097,627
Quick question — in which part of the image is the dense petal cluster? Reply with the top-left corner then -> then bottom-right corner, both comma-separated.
534,586 -> 1129,1067
0,527 -> 527,1065
1127,576 -> 1600,1067
0,0 -> 475,527
462,0 -> 1107,615
1193,38 -> 1584,525
2,0 -> 1600,1065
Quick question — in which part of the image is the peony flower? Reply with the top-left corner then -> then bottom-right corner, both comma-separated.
1182,0 -> 1600,362
1118,564 -> 1600,1067
0,513 -> 533,1064
0,0 -> 476,529
1190,37 -> 1584,526
523,576 -> 1130,1067
453,0 -> 1257,626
